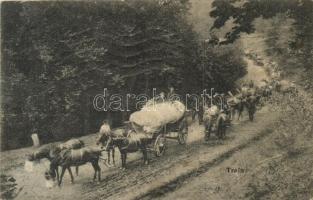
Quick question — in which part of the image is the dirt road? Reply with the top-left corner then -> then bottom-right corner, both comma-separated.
0,106 -> 280,200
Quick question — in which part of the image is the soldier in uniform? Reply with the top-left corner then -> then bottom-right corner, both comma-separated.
98,119 -> 115,165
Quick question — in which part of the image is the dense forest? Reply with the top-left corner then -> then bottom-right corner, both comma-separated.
1,0 -> 247,150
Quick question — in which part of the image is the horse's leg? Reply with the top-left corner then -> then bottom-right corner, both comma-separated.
191,110 -> 195,120
112,147 -> 115,166
67,167 -> 74,184
55,167 -> 59,183
91,162 -> 97,181
119,151 -> 123,168
59,167 -> 66,186
107,151 -> 111,164
124,153 -> 127,168
121,152 -> 127,169
249,109 -> 254,121
198,110 -> 203,125
120,150 -> 124,168
237,109 -> 241,121
249,105 -> 256,122
75,166 -> 79,176
205,124 -> 212,141
142,146 -> 148,165
95,160 -> 101,181
229,108 -> 232,120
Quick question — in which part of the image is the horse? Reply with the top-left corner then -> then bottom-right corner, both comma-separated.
27,138 -> 85,181
259,85 -> 272,99
45,147 -> 105,186
233,85 -> 261,121
227,95 -> 244,121
105,133 -> 150,169
203,103 -> 229,141
188,97 -> 204,124
96,128 -> 127,166
242,95 -> 260,121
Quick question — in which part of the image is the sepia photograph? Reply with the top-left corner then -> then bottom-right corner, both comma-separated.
0,0 -> 312,199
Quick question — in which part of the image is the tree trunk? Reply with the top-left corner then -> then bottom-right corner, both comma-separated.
83,94 -> 91,135
145,73 -> 149,94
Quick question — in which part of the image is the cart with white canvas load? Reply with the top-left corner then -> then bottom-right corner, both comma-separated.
129,100 -> 188,157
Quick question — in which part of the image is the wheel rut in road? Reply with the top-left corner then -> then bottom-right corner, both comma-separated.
137,127 -> 274,200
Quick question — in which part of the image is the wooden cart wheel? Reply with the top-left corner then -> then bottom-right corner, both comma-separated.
154,134 -> 166,157
178,121 -> 188,145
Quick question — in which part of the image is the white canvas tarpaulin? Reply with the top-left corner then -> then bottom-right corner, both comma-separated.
129,101 -> 185,134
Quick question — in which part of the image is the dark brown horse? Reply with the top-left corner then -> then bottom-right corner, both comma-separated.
105,133 -> 150,169
227,95 -> 244,121
28,139 -> 84,181
45,147 -> 105,186
243,95 -> 260,121
204,112 -> 228,140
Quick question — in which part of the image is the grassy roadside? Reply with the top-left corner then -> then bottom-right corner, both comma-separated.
159,89 -> 313,200
243,89 -> 313,200
218,89 -> 313,200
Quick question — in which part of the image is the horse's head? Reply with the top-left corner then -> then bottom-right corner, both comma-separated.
44,167 -> 56,181
27,151 -> 45,162
26,153 -> 36,161
96,132 -> 110,146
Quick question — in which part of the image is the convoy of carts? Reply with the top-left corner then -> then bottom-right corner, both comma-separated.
128,96 -> 231,157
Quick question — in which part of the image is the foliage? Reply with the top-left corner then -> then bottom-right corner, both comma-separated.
203,43 -> 247,91
0,174 -> 22,199
1,0 -> 198,149
1,0 -> 246,150
210,0 -> 313,83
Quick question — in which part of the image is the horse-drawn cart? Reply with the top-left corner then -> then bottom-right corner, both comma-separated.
129,100 -> 188,157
